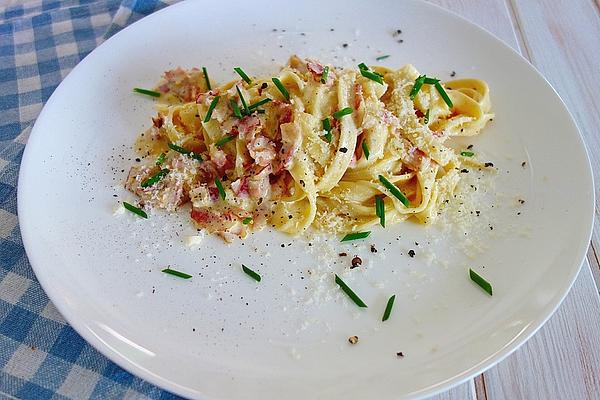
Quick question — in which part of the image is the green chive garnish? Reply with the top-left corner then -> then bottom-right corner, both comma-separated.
230,99 -> 243,118
382,294 -> 395,321
435,81 -> 453,108
358,63 -> 384,84
161,267 -> 192,279
248,98 -> 272,110
236,86 -> 249,114
133,87 -> 161,98
256,109 -> 266,114
203,95 -> 220,123
375,195 -> 385,228
424,77 -> 440,85
155,152 -> 166,166
215,134 -> 235,147
469,268 -> 492,295
358,63 -> 369,70
320,66 -> 329,84
123,202 -> 147,218
322,118 -> 332,142
272,77 -> 290,101
375,55 -> 390,61
378,175 -> 410,207
460,151 -> 475,157
242,264 -> 261,282
341,231 -> 371,242
214,177 -> 226,200
334,274 -> 367,308
242,217 -> 252,225
424,109 -> 430,124
333,107 -> 353,119
168,143 -> 202,162
202,66 -> 211,90
141,168 -> 169,188
234,67 -> 252,84
409,75 -> 426,99
362,140 -> 370,160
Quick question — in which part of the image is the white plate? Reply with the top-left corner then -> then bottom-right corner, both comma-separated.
18,0 -> 594,399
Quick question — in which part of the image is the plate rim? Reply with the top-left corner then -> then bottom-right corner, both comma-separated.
16,0 -> 595,398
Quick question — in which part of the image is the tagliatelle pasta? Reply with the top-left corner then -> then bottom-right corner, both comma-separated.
125,56 -> 494,242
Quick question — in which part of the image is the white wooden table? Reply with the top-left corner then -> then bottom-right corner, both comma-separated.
425,1 -> 600,399
2,0 -> 598,398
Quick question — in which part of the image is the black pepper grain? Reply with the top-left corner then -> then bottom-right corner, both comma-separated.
408,249 -> 415,258
351,256 -> 362,269
484,162 -> 494,167
348,335 -> 359,344
370,244 -> 377,253
339,147 -> 348,153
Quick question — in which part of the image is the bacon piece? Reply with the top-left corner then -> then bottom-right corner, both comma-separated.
152,114 -> 164,128
404,146 -> 430,170
354,83 -> 364,110
247,135 -> 277,167
238,114 -> 261,141
248,165 -> 272,199
209,145 -> 231,172
414,108 -> 425,118
307,60 -> 324,81
280,122 -> 301,169
231,177 -> 249,198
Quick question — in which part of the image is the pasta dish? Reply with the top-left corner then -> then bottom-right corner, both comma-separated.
125,56 -> 493,242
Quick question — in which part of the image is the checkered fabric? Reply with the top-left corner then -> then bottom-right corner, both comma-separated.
0,1 -> 185,398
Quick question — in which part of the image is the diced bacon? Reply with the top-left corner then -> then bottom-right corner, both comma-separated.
196,90 -> 220,104
209,145 -> 230,170
238,115 -> 261,141
257,82 -> 268,96
280,122 -> 301,169
164,67 -> 187,83
248,165 -> 272,199
247,135 -> 277,166
152,114 -> 164,128
354,83 -> 364,110
307,60 -> 324,81
414,108 -> 425,118
231,177 -> 249,197
196,160 -> 218,182
158,84 -> 170,93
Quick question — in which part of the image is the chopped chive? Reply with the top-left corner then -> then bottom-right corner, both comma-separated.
215,134 -> 235,147
255,109 -> 266,114
382,294 -> 396,321
435,81 -> 454,108
234,67 -> 252,84
375,195 -> 385,227
334,274 -> 367,308
362,140 -> 370,160
161,267 -> 192,279
123,202 -> 147,218
230,99 -> 243,118
248,98 -> 272,110
320,66 -> 329,84
203,95 -> 220,123
378,175 -> 410,207
341,231 -> 371,242
272,77 -> 290,101
333,107 -> 353,119
424,109 -> 430,124
424,77 -> 440,84
470,268 -> 492,295
168,143 -> 203,162
155,152 -> 166,166
202,66 -> 211,90
375,55 -> 390,61
236,85 -> 249,114
242,217 -> 252,225
141,168 -> 169,188
460,151 -> 475,157
242,264 -> 261,282
409,75 -> 426,99
322,118 -> 332,142
214,177 -> 226,200
133,87 -> 160,98
358,63 -> 384,84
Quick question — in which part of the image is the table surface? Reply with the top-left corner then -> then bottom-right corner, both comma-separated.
1,0 -> 599,399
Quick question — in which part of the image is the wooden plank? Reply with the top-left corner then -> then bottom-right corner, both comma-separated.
483,262 -> 600,399
506,0 -> 600,287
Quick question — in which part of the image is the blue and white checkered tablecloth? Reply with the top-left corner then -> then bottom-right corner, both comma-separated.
0,1 -> 185,398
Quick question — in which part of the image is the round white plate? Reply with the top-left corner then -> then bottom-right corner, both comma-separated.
18,0 -> 594,399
